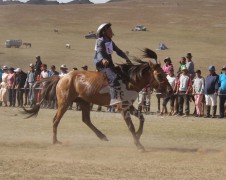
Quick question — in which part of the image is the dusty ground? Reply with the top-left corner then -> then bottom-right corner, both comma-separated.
1,107 -> 226,179
1,0 -> 226,179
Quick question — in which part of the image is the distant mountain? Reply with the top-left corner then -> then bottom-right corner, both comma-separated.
0,0 -> 93,5
1,0 -> 24,5
26,0 -> 59,4
66,0 -> 93,4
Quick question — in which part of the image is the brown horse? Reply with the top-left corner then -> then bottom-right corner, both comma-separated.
23,49 -> 173,151
23,42 -> 31,48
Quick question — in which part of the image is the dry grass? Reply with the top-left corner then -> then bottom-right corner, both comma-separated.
1,108 -> 226,179
1,1 -> 226,179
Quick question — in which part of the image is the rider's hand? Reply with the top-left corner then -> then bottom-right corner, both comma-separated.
102,59 -> 109,66
126,59 -> 132,65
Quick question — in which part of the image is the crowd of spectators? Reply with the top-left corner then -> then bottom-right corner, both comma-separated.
0,54 -> 226,118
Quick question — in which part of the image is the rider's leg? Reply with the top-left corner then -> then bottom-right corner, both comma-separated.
104,68 -> 122,106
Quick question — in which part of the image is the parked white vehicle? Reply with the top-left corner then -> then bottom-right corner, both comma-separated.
5,39 -> 22,48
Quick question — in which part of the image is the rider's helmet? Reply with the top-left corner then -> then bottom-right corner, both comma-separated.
96,23 -> 112,38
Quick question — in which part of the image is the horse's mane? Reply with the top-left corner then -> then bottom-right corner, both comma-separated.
116,62 -> 150,83
116,48 -> 158,85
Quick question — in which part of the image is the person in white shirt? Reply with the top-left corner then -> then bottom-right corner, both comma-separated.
59,64 -> 68,77
175,66 -> 192,116
192,70 -> 205,117
161,67 -> 177,116
40,64 -> 49,79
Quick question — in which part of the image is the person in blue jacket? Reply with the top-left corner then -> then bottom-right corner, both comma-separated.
94,23 -> 131,106
204,65 -> 219,118
218,65 -> 226,118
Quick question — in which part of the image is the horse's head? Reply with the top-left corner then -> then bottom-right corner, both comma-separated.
149,62 -> 173,96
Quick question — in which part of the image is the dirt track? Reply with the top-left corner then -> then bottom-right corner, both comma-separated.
1,107 -> 226,179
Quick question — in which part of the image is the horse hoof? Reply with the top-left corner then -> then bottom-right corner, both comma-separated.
53,140 -> 62,145
137,145 -> 146,152
101,136 -> 109,141
138,148 -> 146,153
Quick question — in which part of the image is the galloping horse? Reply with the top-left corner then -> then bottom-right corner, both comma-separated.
23,49 -> 173,151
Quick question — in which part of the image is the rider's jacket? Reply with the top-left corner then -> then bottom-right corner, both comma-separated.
94,37 -> 128,71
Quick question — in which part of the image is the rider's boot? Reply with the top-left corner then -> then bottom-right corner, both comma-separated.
110,86 -> 122,106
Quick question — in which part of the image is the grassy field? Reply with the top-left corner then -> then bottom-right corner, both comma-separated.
1,108 -> 226,179
1,0 -> 226,179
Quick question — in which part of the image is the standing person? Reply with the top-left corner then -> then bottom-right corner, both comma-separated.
204,65 -> 219,118
40,64 -> 49,107
177,57 -> 186,76
0,67 -> 3,83
0,66 -> 8,106
48,65 -> 59,76
162,57 -> 173,75
94,23 -> 131,106
40,64 -> 49,80
59,64 -> 68,77
7,67 -> 16,107
14,68 -> 27,107
0,66 -> 3,106
138,85 -> 151,113
175,66 -> 192,117
186,53 -> 195,78
192,70 -> 205,117
34,56 -> 42,76
218,65 -> 226,119
161,67 -> 177,116
24,64 -> 37,106
48,65 -> 59,109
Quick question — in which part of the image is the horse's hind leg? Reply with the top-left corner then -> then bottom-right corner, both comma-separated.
52,102 -> 69,144
80,99 -> 108,141
129,105 -> 145,140
121,109 -> 145,151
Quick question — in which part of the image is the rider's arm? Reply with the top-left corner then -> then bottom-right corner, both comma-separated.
112,42 -> 130,61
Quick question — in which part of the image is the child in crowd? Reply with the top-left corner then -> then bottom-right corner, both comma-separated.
192,70 -> 205,117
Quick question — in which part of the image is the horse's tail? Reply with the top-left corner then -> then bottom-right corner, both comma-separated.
142,48 -> 158,60
23,76 -> 60,118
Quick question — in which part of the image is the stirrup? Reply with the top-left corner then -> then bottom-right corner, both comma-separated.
110,99 -> 122,106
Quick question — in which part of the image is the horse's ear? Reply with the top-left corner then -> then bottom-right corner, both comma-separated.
149,60 -> 155,69
157,60 -> 161,66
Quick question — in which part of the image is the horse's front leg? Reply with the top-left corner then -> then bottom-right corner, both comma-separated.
129,105 -> 145,140
121,109 -> 145,151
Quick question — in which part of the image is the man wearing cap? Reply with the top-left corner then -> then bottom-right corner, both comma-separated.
14,68 -> 27,107
48,65 -> 59,76
186,53 -> 195,78
24,63 -> 37,106
218,65 -> 226,118
175,66 -> 192,116
94,23 -> 132,106
59,64 -> 68,77
204,65 -> 219,118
